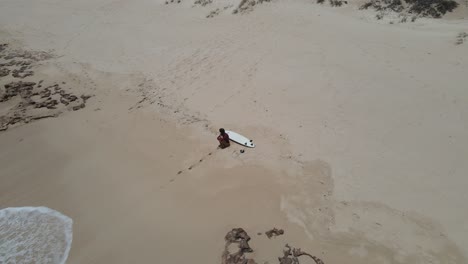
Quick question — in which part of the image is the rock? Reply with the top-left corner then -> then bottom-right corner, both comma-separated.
60,97 -> 70,105
80,94 -> 92,102
223,228 -> 256,264
0,43 -> 8,53
232,0 -> 271,14
206,8 -> 221,18
219,229 -> 325,264
455,32 -> 467,45
265,228 -> 284,239
72,103 -> 85,111
0,46 -> 84,132
40,88 -> 51,98
278,244 -> 325,264
359,0 -> 458,19
46,99 -> 58,109
0,68 -> 10,77
194,0 -> 213,6
1,81 -> 36,102
12,69 -> 34,78
68,95 -> 78,102
8,116 -> 23,125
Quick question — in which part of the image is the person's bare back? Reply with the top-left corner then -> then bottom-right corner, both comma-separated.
217,128 -> 230,149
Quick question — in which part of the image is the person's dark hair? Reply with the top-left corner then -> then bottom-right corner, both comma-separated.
219,128 -> 225,134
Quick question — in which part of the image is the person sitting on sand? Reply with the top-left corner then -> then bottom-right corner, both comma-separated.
217,128 -> 230,149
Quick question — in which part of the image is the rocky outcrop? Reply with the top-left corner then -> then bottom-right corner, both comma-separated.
221,228 -> 325,264
360,0 -> 459,20
0,44 -> 92,132
232,0 -> 271,14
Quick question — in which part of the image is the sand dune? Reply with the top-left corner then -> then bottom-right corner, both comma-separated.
1,0 -> 468,263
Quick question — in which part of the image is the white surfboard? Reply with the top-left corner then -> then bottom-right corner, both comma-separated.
225,130 -> 255,148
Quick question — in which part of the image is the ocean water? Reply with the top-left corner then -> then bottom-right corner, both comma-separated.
0,207 -> 73,264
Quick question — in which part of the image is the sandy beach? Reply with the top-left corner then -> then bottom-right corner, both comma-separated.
1,0 -> 468,263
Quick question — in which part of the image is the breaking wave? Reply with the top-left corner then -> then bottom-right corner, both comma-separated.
0,207 -> 73,264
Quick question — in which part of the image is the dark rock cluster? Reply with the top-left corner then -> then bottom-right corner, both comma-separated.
0,81 -> 91,131
455,32 -> 467,45
12,66 -> 34,79
317,0 -> 348,7
222,228 -> 325,264
0,45 -> 52,79
232,0 -> 271,14
165,0 -> 182,4
0,44 -> 91,132
360,0 -> 458,20
1,81 -> 36,102
194,0 -> 213,6
278,244 -> 324,264
206,8 -> 221,18
222,228 -> 255,264
0,68 -> 10,77
0,44 -> 8,55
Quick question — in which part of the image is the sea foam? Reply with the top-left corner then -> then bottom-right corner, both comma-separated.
0,207 -> 73,264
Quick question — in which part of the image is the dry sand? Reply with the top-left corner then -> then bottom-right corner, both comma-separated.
1,0 -> 468,263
